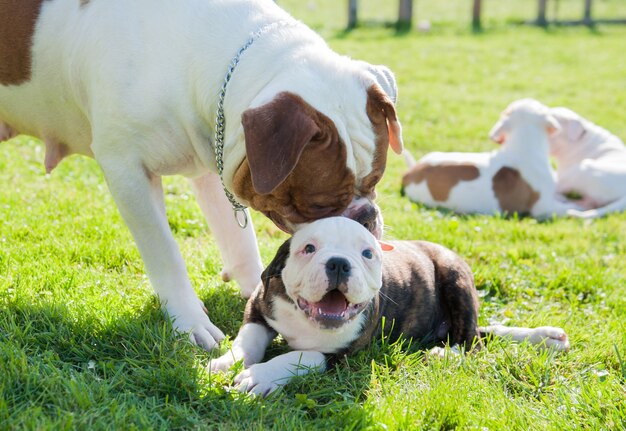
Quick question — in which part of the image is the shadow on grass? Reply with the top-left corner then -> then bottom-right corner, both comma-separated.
0,290 -> 379,428
405,200 -> 566,225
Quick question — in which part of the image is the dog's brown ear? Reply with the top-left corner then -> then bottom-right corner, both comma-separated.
367,84 -> 403,155
261,238 -> 292,288
242,93 -> 321,195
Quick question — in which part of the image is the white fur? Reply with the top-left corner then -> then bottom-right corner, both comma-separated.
0,0 -> 396,349
234,351 -> 326,397
404,99 -> 580,218
209,323 -> 275,372
549,107 -> 626,218
480,325 -> 570,352
266,297 -> 368,352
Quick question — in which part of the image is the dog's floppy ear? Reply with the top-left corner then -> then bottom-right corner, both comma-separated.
261,238 -> 292,287
367,64 -> 398,104
545,115 -> 561,136
367,84 -> 403,155
564,118 -> 586,142
489,117 -> 510,145
242,93 -> 321,195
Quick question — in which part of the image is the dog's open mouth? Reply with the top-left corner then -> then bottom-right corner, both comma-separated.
297,290 -> 368,328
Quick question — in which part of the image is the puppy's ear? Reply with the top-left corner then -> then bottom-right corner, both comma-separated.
379,241 -> 394,251
242,93 -> 321,195
545,115 -> 561,136
564,118 -> 586,142
488,117 -> 510,145
261,238 -> 292,287
367,84 -> 403,155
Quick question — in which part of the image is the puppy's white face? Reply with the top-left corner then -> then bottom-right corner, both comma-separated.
282,217 -> 383,329
489,98 -> 560,145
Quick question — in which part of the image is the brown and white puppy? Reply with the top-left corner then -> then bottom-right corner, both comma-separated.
0,0 -> 402,350
548,107 -> 626,218
209,217 -> 569,397
402,99 -> 580,218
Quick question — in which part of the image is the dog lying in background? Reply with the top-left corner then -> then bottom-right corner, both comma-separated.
548,106 -> 626,218
209,217 -> 569,396
402,99 -> 580,218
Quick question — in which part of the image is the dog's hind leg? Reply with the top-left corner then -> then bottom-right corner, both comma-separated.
95,153 -> 225,351
0,121 -> 17,142
568,195 -> 626,219
190,172 -> 263,298
479,325 -> 569,351
437,259 -> 481,350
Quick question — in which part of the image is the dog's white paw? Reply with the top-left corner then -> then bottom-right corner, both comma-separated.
428,344 -> 461,358
208,352 -> 237,373
567,208 -> 597,219
165,298 -> 225,351
233,363 -> 287,397
531,326 -> 570,351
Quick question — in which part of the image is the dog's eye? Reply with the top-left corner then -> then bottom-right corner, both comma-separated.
303,244 -> 316,254
362,249 -> 373,259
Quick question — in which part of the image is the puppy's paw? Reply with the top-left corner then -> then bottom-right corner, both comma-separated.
428,344 -> 461,358
531,326 -> 570,351
233,363 -> 287,398
567,208 -> 597,219
208,352 -> 237,373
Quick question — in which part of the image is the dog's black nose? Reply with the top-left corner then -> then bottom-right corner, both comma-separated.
326,257 -> 351,281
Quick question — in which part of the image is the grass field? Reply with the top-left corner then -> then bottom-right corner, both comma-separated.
1,2 -> 626,430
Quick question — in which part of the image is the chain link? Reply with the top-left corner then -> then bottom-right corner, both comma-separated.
214,20 -> 297,229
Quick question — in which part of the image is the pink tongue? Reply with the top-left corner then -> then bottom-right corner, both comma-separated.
314,290 -> 348,314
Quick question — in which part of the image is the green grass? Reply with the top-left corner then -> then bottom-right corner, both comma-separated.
2,3 -> 626,430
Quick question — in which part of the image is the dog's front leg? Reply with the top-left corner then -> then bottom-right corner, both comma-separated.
190,173 -> 263,298
96,156 -> 224,350
234,350 -> 327,397
209,322 -> 276,372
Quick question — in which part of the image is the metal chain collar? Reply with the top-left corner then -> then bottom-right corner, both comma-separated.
214,20 -> 297,229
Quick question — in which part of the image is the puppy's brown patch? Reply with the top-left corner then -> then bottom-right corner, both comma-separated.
492,166 -> 540,214
0,0 -> 46,86
402,163 -> 480,202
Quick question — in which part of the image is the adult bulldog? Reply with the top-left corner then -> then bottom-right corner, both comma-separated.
0,0 -> 403,350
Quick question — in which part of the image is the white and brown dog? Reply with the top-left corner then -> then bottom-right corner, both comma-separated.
402,99 -> 579,218
209,217 -> 569,397
0,1 -> 402,350
548,106 -> 626,218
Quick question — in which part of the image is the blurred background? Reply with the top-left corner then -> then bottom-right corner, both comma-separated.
277,0 -> 626,34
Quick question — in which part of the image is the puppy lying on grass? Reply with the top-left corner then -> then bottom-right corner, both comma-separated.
209,217 -> 569,396
402,99 -> 581,218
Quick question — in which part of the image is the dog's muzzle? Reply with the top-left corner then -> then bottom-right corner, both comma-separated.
296,256 -> 369,329
296,290 -> 369,329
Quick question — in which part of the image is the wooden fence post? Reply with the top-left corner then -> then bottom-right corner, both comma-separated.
583,0 -> 593,26
472,0 -> 482,30
348,0 -> 358,29
537,0 -> 548,26
398,0 -> 413,30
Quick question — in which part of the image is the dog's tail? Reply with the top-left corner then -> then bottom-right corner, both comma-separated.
567,195 -> 626,219
402,149 -> 417,168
